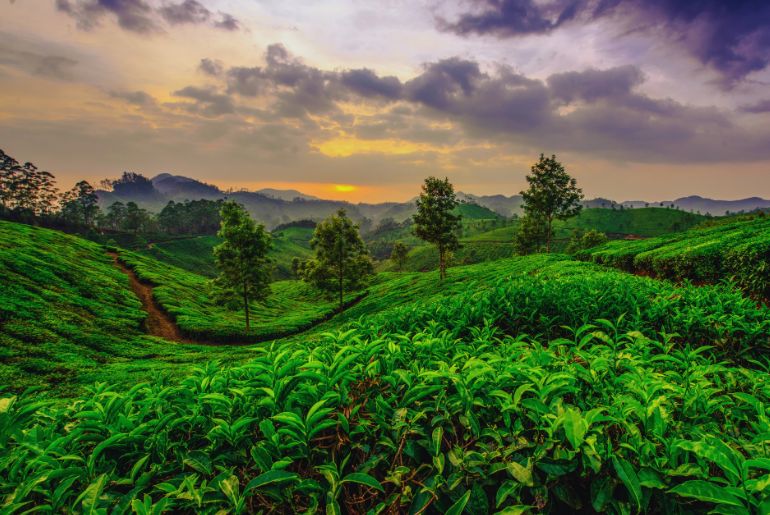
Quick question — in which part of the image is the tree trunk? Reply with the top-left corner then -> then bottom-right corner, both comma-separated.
439,245 -> 445,281
546,217 -> 553,253
243,282 -> 250,332
338,257 -> 344,310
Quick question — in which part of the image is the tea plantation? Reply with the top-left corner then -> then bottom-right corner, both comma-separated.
2,219 -> 770,513
576,215 -> 770,299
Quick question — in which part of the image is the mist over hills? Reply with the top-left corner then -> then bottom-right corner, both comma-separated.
95,173 -> 770,228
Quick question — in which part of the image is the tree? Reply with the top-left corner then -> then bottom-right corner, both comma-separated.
413,177 -> 461,280
124,202 -> 151,233
60,180 -> 99,227
100,201 -> 127,230
565,229 -> 608,254
108,172 -> 155,197
514,214 -> 548,254
519,154 -> 583,253
300,209 -> 373,308
390,242 -> 409,271
0,149 -> 58,220
212,201 -> 272,331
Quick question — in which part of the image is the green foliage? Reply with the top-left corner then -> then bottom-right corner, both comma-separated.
157,199 -> 222,235
138,236 -> 221,277
514,213 -> 548,255
1,256 -> 770,512
0,148 -> 58,218
110,250 -> 361,343
520,154 -> 584,252
565,228 -> 608,254
0,221 -> 258,395
59,180 -> 99,227
390,241 -> 409,270
413,176 -> 462,280
213,201 -> 273,331
3,215 -> 770,513
299,209 -> 374,307
577,216 -> 770,298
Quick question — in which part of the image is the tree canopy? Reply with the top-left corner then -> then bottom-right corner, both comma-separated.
299,209 -> 373,308
413,176 -> 461,280
212,201 -> 273,331
519,154 -> 583,253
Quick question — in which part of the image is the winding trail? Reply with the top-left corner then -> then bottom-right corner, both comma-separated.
108,251 -> 369,345
109,252 -> 189,343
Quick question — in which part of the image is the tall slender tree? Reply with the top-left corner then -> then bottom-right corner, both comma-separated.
300,209 -> 373,308
0,149 -> 57,219
212,201 -> 272,331
519,154 -> 583,253
413,177 -> 461,280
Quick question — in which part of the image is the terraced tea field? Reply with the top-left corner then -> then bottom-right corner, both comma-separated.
1,219 -> 770,513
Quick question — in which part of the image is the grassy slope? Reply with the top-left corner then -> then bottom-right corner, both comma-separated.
117,250 -> 355,343
137,226 -> 314,280
140,236 -> 220,277
2,231 -> 770,511
577,215 -> 770,297
0,222 -> 257,395
269,226 -> 313,279
379,208 -> 707,272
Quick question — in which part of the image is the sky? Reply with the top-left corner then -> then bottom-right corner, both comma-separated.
1,0 -> 769,202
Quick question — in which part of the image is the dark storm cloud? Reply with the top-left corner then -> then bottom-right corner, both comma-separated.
172,86 -> 235,116
199,58 -> 224,77
440,0 -> 770,87
173,44 -> 769,162
739,99 -> 770,114
55,0 -> 240,33
405,58 -> 483,109
439,0 -> 581,36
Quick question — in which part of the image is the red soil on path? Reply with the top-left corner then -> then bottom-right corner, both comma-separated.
108,251 -> 371,345
109,252 -> 189,343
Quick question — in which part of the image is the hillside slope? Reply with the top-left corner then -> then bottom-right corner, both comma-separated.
0,222 -> 258,394
2,227 -> 770,512
577,215 -> 770,298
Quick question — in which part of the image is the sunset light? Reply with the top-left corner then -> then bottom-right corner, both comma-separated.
333,184 -> 357,193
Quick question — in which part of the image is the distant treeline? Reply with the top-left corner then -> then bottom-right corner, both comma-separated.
0,148 -> 222,237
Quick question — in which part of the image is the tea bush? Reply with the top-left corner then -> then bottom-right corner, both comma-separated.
577,217 -> 770,298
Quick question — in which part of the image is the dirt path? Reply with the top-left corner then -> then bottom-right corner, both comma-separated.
108,251 -> 370,345
109,252 -> 189,343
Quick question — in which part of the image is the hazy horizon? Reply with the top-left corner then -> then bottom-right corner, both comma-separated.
2,1 -> 769,202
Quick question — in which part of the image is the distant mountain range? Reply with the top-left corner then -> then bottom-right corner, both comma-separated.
95,173 -> 770,229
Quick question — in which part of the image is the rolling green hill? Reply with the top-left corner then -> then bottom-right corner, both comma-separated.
140,236 -> 221,277
116,250 -> 359,343
375,208 -> 707,271
136,226 -> 314,280
0,222 -> 257,395
576,214 -> 770,298
2,218 -> 770,512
